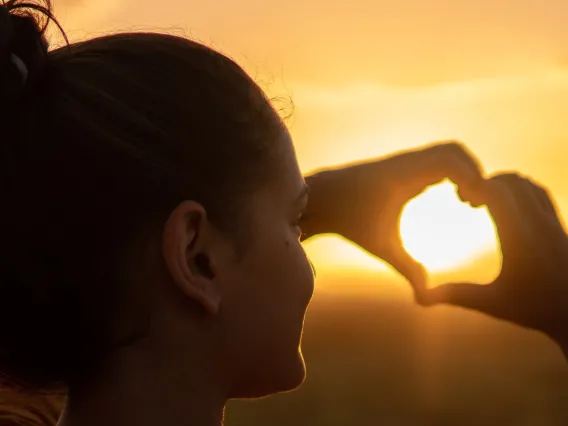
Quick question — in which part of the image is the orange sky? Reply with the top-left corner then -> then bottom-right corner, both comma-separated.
54,0 -> 568,286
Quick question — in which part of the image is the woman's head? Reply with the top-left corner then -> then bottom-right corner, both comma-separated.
0,0 -> 314,398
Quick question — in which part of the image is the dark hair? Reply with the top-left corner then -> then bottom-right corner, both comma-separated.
0,387 -> 62,425
0,0 -> 286,390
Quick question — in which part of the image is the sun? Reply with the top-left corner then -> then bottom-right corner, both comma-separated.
399,180 -> 497,272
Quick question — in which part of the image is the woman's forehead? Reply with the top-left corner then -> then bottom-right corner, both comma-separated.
278,135 -> 304,193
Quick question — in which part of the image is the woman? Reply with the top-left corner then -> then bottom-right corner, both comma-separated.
0,1 -> 565,425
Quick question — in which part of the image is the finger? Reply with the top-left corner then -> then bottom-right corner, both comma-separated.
481,174 -> 529,257
396,141 -> 485,200
385,246 -> 428,301
530,182 -> 568,236
426,141 -> 485,183
505,176 -> 566,258
490,174 -> 559,231
420,282 -> 500,315
526,178 -> 559,217
507,175 -> 553,218
357,226 -> 428,297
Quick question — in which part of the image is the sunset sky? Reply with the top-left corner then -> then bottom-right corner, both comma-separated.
54,0 -> 568,287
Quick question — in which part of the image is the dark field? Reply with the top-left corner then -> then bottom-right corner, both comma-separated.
226,277 -> 568,426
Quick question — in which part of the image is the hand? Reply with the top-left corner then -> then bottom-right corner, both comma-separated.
302,141 -> 485,298
422,173 -> 568,356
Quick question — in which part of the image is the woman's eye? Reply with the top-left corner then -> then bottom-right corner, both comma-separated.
292,214 -> 305,240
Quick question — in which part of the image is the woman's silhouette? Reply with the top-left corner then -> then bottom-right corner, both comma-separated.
0,1 -> 564,426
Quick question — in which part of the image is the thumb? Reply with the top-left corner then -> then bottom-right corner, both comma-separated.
385,247 -> 428,303
420,282 -> 499,315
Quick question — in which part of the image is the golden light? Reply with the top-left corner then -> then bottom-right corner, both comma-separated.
399,181 -> 498,272
304,235 -> 391,273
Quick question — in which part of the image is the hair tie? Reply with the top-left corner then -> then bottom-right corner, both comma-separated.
10,53 -> 28,85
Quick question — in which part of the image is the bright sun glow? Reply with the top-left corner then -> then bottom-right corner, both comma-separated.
400,181 -> 497,272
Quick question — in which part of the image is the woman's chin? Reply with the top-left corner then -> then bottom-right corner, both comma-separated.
229,351 -> 306,399
272,352 -> 307,393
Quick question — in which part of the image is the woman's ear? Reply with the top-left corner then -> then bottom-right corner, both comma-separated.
162,200 -> 222,314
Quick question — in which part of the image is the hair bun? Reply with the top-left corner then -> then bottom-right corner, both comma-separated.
0,0 -> 63,99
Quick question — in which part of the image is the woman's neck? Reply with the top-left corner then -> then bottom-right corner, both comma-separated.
57,345 -> 228,426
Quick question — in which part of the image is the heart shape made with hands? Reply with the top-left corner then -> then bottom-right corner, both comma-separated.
398,180 -> 501,287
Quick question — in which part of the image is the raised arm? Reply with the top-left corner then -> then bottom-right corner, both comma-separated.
301,141 -> 568,360
301,141 -> 484,300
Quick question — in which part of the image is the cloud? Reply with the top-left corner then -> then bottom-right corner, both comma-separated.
51,0 -> 568,86
289,70 -> 568,185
